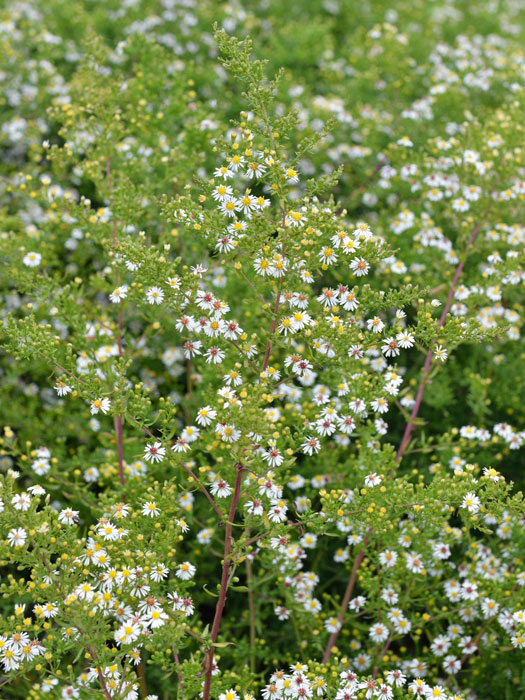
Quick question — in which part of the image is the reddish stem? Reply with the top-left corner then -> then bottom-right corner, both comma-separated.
322,532 -> 370,664
39,555 -> 113,699
261,236 -> 286,373
106,157 -> 125,486
87,646 -> 114,700
395,218 -> 484,463
181,463 -> 224,519
135,658 -> 147,699
202,464 -> 244,700
261,283 -> 282,373
173,650 -> 185,696
372,635 -> 393,679
114,414 -> 125,487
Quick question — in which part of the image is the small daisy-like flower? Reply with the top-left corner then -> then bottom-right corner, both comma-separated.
381,337 -> 400,357
262,446 -> 284,468
396,331 -> 415,349
285,167 -> 299,184
364,473 -> 382,487
145,609 -> 169,629
144,442 -> 166,463
219,690 -> 239,700
210,479 -> 233,498
301,436 -> 321,456
205,347 -> 226,364
142,502 -> 160,517
482,467 -> 501,482
115,621 -> 141,645
212,184 -> 233,201
214,165 -> 234,180
109,285 -> 128,303
54,380 -> 73,396
350,257 -> 370,276
434,345 -> 448,362
195,406 -> 217,426
183,340 -> 203,359
58,508 -> 79,525
324,617 -> 341,633
159,274 -> 178,292
150,563 -> 169,582
145,286 -> 164,304
268,499 -> 288,523
23,251 -> 42,267
7,528 -> 27,548
369,622 -> 389,643
220,197 -> 240,217
452,198 -> 469,212
173,437 -> 191,453
90,398 -> 111,415
176,562 -> 196,580
319,247 -> 338,265
367,316 -> 385,333
238,193 -> 257,215
275,606 -> 290,620
11,493 -> 31,511
370,397 -> 389,414
461,492 -> 480,514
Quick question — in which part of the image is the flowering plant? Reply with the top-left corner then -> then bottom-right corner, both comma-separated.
0,2 -> 524,700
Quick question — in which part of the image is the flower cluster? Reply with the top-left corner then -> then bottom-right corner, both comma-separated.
0,3 -> 524,700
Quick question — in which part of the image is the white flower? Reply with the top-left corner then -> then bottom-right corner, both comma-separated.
58,508 -> 79,525
461,492 -> 480,514
262,447 -> 284,468
110,285 -> 129,303
210,479 -> 232,498
275,606 -> 290,621
90,398 -> 111,415
115,621 -> 141,645
301,436 -> 321,456
41,678 -> 59,692
369,622 -> 389,643
268,499 -> 288,523
144,609 -> 169,629
324,617 -> 341,633
434,345 -> 448,362
212,184 -> 233,201
381,337 -> 400,357
142,502 -> 160,517
7,528 -> 27,547
196,406 -> 217,426
31,458 -> 50,475
300,533 -> 318,549
220,197 -> 240,217
11,493 -> 31,511
364,473 -> 382,487
23,252 -> 42,267
370,397 -> 389,414
367,317 -> 385,333
452,198 -> 469,212
54,381 -> 73,396
396,331 -> 415,349
144,442 -> 166,463
379,550 -> 397,568
145,286 -> 164,304
350,257 -> 370,276
205,347 -> 226,364
219,690 -> 239,700
176,562 -> 196,580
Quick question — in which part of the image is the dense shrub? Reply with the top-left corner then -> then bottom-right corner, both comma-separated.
0,1 -> 524,699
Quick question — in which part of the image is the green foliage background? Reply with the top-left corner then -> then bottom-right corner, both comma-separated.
0,0 -> 524,699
